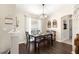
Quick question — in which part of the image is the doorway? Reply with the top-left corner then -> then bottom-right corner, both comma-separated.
61,15 -> 72,44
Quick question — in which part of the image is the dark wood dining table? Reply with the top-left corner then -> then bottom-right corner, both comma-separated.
29,33 -> 53,53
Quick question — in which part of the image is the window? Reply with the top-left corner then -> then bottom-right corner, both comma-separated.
31,18 -> 41,35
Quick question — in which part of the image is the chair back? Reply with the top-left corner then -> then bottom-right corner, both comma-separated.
25,32 -> 30,53
25,32 -> 30,43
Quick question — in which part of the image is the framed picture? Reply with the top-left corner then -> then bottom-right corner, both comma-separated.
48,21 -> 51,28
52,19 -> 57,28
5,17 -> 13,25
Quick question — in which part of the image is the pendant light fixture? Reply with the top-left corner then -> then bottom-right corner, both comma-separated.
40,4 -> 47,18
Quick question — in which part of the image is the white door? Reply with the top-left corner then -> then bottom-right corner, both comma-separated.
61,15 -> 72,41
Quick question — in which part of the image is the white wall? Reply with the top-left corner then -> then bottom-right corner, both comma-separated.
48,5 -> 73,41
0,4 -> 16,53
72,5 -> 79,53
16,13 -> 26,43
72,5 -> 79,41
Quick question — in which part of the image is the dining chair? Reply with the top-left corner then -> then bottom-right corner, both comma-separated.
35,35 -> 45,53
25,32 -> 35,53
25,32 -> 30,53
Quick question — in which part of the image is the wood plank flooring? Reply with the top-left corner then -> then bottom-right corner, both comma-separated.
39,41 -> 72,54
19,41 -> 72,54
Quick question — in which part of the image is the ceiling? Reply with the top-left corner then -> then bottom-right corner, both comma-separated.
16,4 -> 65,15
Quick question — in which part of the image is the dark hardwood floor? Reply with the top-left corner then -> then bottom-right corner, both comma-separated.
39,41 -> 72,54
19,41 -> 72,54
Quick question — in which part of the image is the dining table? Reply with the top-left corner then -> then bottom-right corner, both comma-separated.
29,33 -> 53,53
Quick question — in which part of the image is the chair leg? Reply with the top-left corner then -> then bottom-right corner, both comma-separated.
36,43 -> 39,53
26,44 -> 30,53
47,40 -> 50,47
49,39 -> 52,47
38,43 -> 40,53
36,43 -> 40,54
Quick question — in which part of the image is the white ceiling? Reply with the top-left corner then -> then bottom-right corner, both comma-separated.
16,4 -> 64,15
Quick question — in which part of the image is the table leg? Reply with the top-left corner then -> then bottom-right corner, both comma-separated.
34,37 -> 36,53
51,34 -> 53,46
